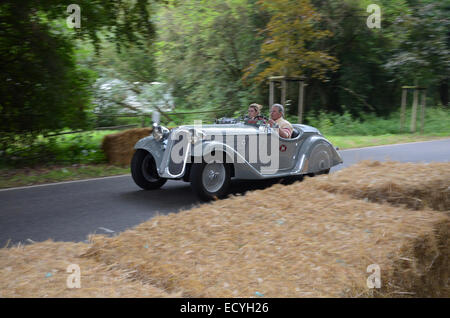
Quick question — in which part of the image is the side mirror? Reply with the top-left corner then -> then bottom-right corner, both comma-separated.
152,111 -> 160,125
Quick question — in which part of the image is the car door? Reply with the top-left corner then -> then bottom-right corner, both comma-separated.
239,127 -> 303,175
278,136 -> 299,171
253,128 -> 299,174
271,126 -> 305,173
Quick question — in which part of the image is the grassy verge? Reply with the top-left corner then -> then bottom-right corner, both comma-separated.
327,134 -> 449,150
0,164 -> 130,189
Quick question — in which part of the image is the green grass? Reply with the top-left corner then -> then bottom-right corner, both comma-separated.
286,106 -> 450,136
327,134 -> 449,150
0,164 -> 130,189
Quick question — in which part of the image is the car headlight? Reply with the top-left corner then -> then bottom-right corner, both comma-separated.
153,123 -> 164,141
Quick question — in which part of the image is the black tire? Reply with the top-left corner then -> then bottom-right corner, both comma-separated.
190,162 -> 231,201
281,174 -> 304,185
318,168 -> 330,175
306,168 -> 330,178
131,149 -> 167,190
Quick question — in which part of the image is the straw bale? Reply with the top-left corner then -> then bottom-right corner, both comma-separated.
307,161 -> 450,212
101,128 -> 152,166
0,240 -> 178,297
83,186 -> 449,298
1,161 -> 449,297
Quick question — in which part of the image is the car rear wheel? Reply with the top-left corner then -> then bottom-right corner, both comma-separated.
190,162 -> 231,201
317,168 -> 330,175
306,168 -> 330,178
131,149 -> 167,190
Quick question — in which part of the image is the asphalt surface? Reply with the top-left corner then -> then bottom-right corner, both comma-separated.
1,138 -> 449,246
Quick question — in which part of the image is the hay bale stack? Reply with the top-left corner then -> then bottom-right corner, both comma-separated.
101,128 -> 152,166
1,161 -> 448,297
83,186 -> 449,297
0,240 -> 178,297
308,161 -> 450,211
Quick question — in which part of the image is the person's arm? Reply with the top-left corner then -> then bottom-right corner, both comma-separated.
268,120 -> 291,138
279,127 -> 292,138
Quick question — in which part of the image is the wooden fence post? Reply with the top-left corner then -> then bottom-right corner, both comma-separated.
281,79 -> 287,107
298,81 -> 305,124
400,88 -> 407,131
269,81 -> 274,107
410,87 -> 418,133
420,90 -> 426,134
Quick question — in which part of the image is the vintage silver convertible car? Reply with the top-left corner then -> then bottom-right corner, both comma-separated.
131,114 -> 343,201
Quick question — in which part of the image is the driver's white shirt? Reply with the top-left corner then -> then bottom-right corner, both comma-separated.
275,117 -> 293,138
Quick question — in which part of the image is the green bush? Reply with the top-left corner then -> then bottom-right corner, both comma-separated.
0,131 -> 117,168
303,106 -> 450,136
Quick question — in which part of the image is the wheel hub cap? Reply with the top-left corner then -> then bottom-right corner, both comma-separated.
202,163 -> 226,193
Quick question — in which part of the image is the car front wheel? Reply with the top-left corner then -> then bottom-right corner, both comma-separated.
131,149 -> 167,190
190,162 -> 231,201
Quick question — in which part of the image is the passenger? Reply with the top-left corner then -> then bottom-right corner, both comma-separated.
268,103 -> 293,139
247,103 -> 263,120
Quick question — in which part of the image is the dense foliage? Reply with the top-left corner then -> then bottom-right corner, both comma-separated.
156,0 -> 448,119
0,0 -> 161,147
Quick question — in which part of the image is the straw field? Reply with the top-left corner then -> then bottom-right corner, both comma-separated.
0,161 -> 449,297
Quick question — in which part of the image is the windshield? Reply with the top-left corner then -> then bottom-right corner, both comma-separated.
215,116 -> 268,127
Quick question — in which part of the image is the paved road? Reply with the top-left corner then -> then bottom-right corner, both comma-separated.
333,138 -> 450,171
1,139 -> 449,246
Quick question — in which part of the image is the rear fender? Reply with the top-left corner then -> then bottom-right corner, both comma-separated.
294,135 -> 343,174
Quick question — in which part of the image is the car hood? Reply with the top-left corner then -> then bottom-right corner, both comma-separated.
172,123 -> 260,136
171,123 -> 320,136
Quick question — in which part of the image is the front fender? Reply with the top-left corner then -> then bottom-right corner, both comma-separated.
134,136 -> 166,175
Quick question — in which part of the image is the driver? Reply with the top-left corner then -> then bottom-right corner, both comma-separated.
268,104 -> 293,139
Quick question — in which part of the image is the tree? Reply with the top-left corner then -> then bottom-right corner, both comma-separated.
302,0 -> 402,116
156,0 -> 268,113
0,3 -> 92,147
383,0 -> 449,106
0,0 -> 162,148
246,0 -> 338,83
287,0 -> 421,117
